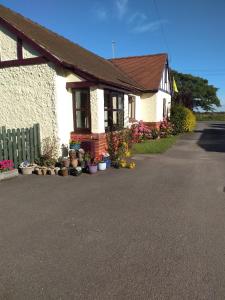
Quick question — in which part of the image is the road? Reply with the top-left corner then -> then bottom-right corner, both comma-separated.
1,121 -> 225,299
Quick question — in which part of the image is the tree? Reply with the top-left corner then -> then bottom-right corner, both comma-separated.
171,70 -> 220,111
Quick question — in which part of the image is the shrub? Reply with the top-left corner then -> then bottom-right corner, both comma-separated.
106,129 -> 132,161
130,121 -> 152,143
171,105 -> 196,134
183,108 -> 196,132
159,118 -> 173,138
35,137 -> 58,167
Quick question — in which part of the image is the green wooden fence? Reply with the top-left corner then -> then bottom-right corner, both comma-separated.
0,124 -> 41,168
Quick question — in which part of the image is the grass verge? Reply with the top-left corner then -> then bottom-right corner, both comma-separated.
132,135 -> 178,154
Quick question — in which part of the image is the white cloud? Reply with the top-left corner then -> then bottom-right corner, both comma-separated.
133,19 -> 167,33
116,0 -> 128,19
128,12 -> 147,24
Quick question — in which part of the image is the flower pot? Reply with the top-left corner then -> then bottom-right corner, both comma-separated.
47,168 -> 55,175
88,165 -> 98,174
70,143 -> 81,150
20,167 -> 33,175
61,168 -> 68,177
41,167 -> 47,176
98,162 -> 106,171
54,167 -> 60,175
34,167 -> 42,175
104,158 -> 111,168
70,158 -> 78,168
62,158 -> 70,168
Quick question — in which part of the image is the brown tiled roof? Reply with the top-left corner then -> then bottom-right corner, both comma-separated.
110,54 -> 168,91
0,4 -> 140,91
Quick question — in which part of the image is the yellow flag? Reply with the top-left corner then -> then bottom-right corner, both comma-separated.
173,78 -> 178,93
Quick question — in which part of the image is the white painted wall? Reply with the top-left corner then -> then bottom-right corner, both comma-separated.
0,63 -> 58,142
22,42 -> 39,59
0,25 -> 17,61
140,91 -> 171,122
135,95 -> 141,121
156,90 -> 171,121
55,72 -> 74,146
140,93 -> 157,122
90,87 -> 105,133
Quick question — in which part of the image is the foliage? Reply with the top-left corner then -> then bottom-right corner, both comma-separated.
195,112 -> 225,121
35,137 -> 58,167
130,121 -> 152,143
159,119 -> 173,138
183,108 -> 196,132
106,129 -> 132,160
132,136 -> 178,154
172,70 -> 220,111
171,105 -> 196,134
70,140 -> 80,145
0,160 -> 14,173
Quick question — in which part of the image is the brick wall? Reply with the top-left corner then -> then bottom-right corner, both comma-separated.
70,132 -> 107,157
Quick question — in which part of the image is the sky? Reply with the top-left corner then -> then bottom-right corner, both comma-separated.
1,0 -> 225,110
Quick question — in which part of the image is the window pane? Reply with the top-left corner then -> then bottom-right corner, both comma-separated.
104,110 -> 108,121
132,101 -> 135,118
75,90 -> 88,109
118,96 -> 123,109
104,93 -> 110,109
118,111 -> 124,127
113,111 -> 117,124
128,102 -> 132,118
76,111 -> 89,129
75,91 -> 81,109
112,96 -> 117,109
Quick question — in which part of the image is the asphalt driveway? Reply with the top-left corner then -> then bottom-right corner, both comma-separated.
1,121 -> 225,299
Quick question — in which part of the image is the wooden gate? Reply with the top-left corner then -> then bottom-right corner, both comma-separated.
0,124 -> 41,168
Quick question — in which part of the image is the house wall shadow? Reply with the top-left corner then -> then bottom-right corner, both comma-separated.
197,123 -> 225,153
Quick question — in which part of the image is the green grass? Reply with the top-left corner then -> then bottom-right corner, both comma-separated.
132,136 -> 178,154
195,112 -> 225,121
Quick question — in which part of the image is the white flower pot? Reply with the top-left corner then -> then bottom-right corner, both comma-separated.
98,162 -> 106,171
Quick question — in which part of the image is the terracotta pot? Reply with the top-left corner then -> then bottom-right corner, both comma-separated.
70,158 -> 78,168
61,168 -> 68,176
34,167 -> 42,175
62,158 -> 70,168
54,167 -> 60,175
41,168 -> 47,176
47,168 -> 55,175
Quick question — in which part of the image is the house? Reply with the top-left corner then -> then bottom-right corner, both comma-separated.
0,4 -> 172,157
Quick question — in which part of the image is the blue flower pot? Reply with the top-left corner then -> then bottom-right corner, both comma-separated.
104,158 -> 111,168
70,143 -> 81,150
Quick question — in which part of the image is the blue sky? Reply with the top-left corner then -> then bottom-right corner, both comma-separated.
1,0 -> 225,110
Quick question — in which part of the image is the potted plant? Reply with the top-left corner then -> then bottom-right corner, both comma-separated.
88,157 -> 98,174
69,140 -> 81,151
61,167 -> 68,176
103,153 -> 111,168
62,157 -> 70,168
19,161 -> 34,175
98,156 -> 107,171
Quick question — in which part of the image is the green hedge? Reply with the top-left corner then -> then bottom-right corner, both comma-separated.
171,105 -> 196,134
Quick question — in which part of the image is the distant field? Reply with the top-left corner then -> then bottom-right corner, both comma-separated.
195,112 -> 225,121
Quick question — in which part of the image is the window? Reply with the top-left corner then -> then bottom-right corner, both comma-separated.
163,98 -> 167,118
104,90 -> 124,131
72,88 -> 91,132
128,96 -> 135,121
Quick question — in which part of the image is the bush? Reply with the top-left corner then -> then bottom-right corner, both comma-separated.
171,105 -> 196,134
130,121 -> 152,143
